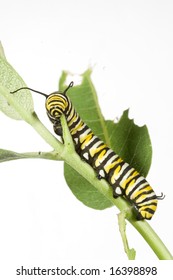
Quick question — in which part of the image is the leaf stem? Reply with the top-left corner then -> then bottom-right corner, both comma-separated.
0,149 -> 61,162
22,150 -> 62,160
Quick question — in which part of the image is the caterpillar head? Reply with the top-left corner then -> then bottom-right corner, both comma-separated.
10,82 -> 74,124
45,82 -> 73,123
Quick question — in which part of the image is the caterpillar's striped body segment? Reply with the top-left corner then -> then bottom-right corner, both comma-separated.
11,82 -> 164,220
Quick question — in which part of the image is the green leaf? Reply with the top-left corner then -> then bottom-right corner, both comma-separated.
106,110 -> 152,177
64,164 -> 113,210
0,44 -> 34,120
61,70 -> 152,210
0,42 -> 7,60
0,149 -> 28,162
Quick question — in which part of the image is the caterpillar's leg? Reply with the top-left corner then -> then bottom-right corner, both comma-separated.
95,168 -> 106,180
53,122 -> 63,136
53,122 -> 64,142
113,185 -> 124,198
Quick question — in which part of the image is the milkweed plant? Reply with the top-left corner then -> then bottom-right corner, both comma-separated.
0,43 -> 172,260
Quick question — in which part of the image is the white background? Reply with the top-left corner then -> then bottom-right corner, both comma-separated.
0,0 -> 173,277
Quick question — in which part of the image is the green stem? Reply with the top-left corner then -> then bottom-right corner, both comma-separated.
29,112 -> 64,154
130,219 -> 173,260
22,150 -> 62,160
0,149 -> 61,162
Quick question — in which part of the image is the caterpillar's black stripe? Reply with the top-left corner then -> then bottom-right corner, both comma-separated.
11,83 -> 164,220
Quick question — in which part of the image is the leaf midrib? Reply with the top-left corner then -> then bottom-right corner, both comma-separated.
86,73 -> 111,147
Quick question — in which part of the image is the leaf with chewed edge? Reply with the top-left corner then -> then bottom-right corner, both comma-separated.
61,70 -> 152,210
106,110 -> 152,177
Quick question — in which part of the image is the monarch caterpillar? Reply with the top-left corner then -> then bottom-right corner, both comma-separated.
11,82 -> 164,220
